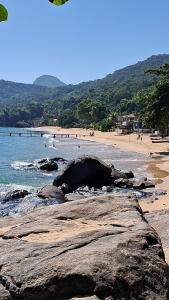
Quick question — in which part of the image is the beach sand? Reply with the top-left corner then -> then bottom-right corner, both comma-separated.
36,126 -> 169,262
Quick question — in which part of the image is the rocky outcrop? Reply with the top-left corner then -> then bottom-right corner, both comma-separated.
132,178 -> 155,190
0,195 -> 168,300
39,161 -> 58,171
53,156 -> 154,192
2,190 -> 29,203
53,156 -> 127,190
38,157 -> 67,164
38,185 -> 66,203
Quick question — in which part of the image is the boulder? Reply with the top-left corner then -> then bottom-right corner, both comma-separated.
39,161 -> 58,171
50,157 -> 67,163
53,156 -> 127,190
37,185 -> 65,203
38,157 -> 67,164
111,168 -> 127,181
133,179 -> 155,190
61,183 -> 74,194
124,170 -> 134,179
114,178 -> 132,188
37,158 -> 48,164
2,190 -> 29,203
0,195 -> 168,300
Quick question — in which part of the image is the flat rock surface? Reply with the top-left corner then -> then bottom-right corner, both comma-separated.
0,195 -> 168,300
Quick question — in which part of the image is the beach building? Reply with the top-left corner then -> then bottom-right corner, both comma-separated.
116,114 -> 141,134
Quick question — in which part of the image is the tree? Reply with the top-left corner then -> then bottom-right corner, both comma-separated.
0,0 -> 69,22
142,64 -> 169,134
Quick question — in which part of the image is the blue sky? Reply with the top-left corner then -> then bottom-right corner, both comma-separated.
0,0 -> 169,84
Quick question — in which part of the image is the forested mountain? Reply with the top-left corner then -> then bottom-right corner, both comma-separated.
0,79 -> 49,102
0,54 -> 169,104
0,54 -> 169,128
33,75 -> 66,88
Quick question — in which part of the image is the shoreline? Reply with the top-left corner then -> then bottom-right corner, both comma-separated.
35,126 -> 169,263
35,126 -> 169,213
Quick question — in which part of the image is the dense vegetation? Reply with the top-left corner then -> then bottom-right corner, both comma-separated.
0,54 -> 169,131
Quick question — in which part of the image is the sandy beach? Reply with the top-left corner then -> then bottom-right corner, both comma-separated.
36,126 -> 169,209
35,126 -> 169,262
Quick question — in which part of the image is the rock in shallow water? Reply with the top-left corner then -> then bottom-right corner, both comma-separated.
2,189 -> 29,203
39,161 -> 58,171
0,195 -> 168,300
53,155 -> 127,190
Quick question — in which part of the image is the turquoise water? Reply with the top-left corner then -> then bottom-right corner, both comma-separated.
0,127 -> 148,216
0,128 -> 58,187
0,127 -> 148,188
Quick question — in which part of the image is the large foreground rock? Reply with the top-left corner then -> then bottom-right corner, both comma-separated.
53,155 -> 127,190
0,195 -> 168,299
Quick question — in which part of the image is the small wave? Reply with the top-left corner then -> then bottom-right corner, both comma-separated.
0,183 -> 35,198
41,172 -> 54,177
11,161 -> 35,170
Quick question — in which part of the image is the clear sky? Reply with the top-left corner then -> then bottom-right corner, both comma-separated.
0,0 -> 169,84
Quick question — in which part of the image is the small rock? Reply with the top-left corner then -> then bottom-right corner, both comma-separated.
39,161 -> 58,171
114,178 -> 133,188
125,170 -> 134,179
102,186 -> 113,192
3,190 -> 29,203
38,185 -> 65,203
133,179 -> 155,190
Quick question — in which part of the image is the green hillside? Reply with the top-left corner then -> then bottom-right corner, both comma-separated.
0,54 -> 169,128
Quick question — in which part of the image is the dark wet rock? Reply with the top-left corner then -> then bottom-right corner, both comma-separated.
0,195 -> 168,300
50,157 -> 67,163
37,158 -> 48,164
38,157 -> 67,164
143,180 -> 155,189
53,156 -> 127,190
124,170 -> 134,179
27,163 -> 34,168
39,161 -> 58,171
61,183 -> 74,194
2,190 -> 29,203
38,185 -> 65,203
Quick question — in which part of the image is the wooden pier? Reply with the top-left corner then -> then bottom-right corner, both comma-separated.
0,130 -> 90,138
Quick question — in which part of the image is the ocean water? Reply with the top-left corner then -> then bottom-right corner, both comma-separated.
0,127 -> 148,216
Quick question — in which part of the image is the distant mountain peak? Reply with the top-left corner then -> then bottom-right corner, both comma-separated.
33,75 -> 66,88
